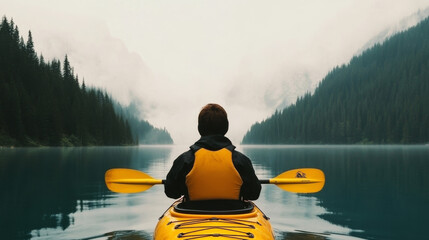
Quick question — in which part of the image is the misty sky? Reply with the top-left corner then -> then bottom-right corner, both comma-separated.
2,0 -> 429,144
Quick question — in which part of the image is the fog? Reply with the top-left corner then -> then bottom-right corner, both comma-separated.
2,0 -> 428,144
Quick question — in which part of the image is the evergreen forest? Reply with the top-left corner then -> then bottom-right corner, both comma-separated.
242,17 -> 429,144
0,17 -> 173,146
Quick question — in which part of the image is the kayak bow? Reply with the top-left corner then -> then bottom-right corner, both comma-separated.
154,200 -> 274,240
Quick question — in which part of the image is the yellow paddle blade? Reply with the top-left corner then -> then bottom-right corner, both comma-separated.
269,168 -> 325,193
105,168 -> 163,194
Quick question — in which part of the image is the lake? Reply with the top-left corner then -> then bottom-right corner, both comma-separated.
0,145 -> 428,240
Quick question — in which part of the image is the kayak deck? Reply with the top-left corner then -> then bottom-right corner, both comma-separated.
154,200 -> 274,240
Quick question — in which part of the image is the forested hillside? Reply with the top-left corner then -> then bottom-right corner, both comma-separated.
243,17 -> 429,144
0,17 -> 172,146
116,103 -> 173,144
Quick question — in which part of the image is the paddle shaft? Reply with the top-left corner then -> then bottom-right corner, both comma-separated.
108,179 -> 321,185
108,179 -> 165,184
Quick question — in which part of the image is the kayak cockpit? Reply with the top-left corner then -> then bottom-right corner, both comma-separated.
174,199 -> 254,215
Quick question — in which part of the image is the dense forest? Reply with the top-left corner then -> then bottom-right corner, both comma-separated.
243,17 -> 429,144
0,17 -> 172,146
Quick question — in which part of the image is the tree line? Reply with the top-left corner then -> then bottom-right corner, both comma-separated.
0,17 -> 172,146
243,17 -> 429,144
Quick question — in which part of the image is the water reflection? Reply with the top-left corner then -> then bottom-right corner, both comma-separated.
78,230 -> 152,240
0,146 -> 172,240
279,232 -> 328,240
241,145 -> 429,240
1,145 -> 428,239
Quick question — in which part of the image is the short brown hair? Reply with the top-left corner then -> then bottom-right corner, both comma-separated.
198,103 -> 229,136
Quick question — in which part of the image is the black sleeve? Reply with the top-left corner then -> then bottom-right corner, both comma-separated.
232,151 -> 261,200
164,151 -> 194,199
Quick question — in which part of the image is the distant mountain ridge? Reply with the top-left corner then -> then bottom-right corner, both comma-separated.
357,6 -> 429,56
0,17 -> 173,146
115,102 -> 173,144
242,16 -> 429,144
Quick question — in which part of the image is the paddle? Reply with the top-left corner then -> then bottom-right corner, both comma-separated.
259,168 -> 325,193
105,168 -> 325,194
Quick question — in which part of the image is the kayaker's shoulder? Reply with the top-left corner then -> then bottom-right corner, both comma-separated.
231,149 -> 249,158
173,149 -> 195,165
231,149 -> 253,165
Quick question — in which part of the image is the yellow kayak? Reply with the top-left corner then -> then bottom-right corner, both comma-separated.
154,199 -> 274,240
104,168 -> 325,239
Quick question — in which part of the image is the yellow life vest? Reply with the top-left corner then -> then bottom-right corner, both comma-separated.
185,148 -> 243,201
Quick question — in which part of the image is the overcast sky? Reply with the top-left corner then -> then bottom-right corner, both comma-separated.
2,0 -> 429,144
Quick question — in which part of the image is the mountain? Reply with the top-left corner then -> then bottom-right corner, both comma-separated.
115,102 -> 173,144
242,16 -> 429,144
0,17 -> 172,146
357,7 -> 429,56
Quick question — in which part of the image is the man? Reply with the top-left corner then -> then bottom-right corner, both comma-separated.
165,103 -> 261,201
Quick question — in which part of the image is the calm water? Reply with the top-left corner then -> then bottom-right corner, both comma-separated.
0,145 -> 428,240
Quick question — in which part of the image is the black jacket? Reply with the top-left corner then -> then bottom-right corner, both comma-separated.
164,135 -> 261,200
